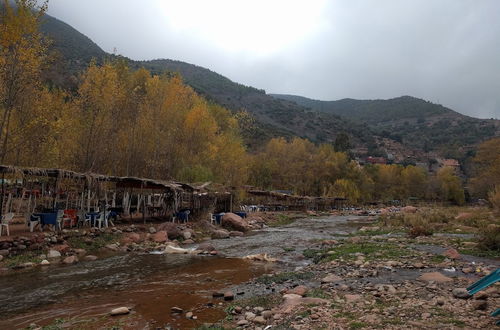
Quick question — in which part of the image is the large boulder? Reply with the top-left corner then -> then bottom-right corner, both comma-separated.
121,233 -> 142,245
47,250 -> 61,258
151,230 -> 168,243
221,213 -> 249,232
157,222 -> 182,239
211,229 -> 230,239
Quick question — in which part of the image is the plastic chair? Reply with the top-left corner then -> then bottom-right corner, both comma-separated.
56,210 -> 64,231
0,212 -> 15,236
209,213 -> 216,225
77,210 -> 91,227
28,213 -> 42,232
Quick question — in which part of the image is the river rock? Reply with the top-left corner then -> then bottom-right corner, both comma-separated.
106,243 -> 119,251
157,222 -> 182,239
262,310 -> 273,319
287,285 -> 309,296
253,316 -> 267,325
237,319 -> 249,326
182,231 -> 192,240
62,256 -> 78,264
224,291 -> 235,301
418,272 -> 452,283
229,231 -> 244,237
321,274 -> 342,283
40,259 -> 50,265
47,250 -> 61,258
74,248 -> 86,256
221,213 -> 249,232
245,312 -> 256,320
452,288 -> 471,299
183,239 -> 195,244
186,311 -> 193,319
84,255 -> 98,261
149,227 -> 156,234
52,244 -> 70,253
442,248 -> 461,260
110,307 -> 130,315
122,233 -> 142,244
0,249 -> 9,256
151,231 -> 168,243
171,307 -> 183,313
198,242 -> 216,252
0,255 -> 3,262
211,229 -> 230,239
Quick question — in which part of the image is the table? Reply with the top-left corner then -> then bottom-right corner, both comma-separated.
32,212 -> 57,228
234,211 -> 247,218
213,213 -> 224,225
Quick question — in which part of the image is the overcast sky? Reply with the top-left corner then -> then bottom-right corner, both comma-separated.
46,0 -> 500,119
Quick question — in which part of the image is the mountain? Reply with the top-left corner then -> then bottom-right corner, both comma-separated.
39,12 -> 499,158
271,94 -> 500,156
39,13 -> 375,149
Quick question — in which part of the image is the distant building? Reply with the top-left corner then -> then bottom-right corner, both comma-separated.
366,156 -> 386,165
437,158 -> 460,172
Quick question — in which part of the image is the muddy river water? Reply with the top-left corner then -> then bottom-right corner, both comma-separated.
0,215 -> 370,329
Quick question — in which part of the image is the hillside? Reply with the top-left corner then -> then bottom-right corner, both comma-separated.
38,12 -> 499,157
271,94 -> 500,155
39,13 -> 375,149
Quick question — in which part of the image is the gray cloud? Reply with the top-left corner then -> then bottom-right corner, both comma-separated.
47,0 -> 500,118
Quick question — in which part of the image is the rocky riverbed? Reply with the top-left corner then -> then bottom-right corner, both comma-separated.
0,211 -> 498,329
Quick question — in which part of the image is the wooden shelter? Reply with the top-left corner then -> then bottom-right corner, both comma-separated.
0,165 -> 204,223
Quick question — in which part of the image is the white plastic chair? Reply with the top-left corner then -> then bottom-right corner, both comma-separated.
77,210 -> 91,227
56,210 -> 64,231
94,212 -> 106,228
28,213 -> 42,232
0,213 -> 15,236
209,213 -> 216,225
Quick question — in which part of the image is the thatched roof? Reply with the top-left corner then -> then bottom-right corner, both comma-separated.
0,165 -> 192,192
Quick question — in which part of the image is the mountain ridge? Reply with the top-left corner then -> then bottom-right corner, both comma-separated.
38,12 -> 499,159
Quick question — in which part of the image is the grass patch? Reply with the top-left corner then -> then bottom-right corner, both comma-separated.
5,252 -> 42,268
429,255 -> 447,263
256,271 -> 314,285
349,321 -> 368,329
304,242 -> 412,263
305,288 -> 330,299
282,247 -> 295,252
268,214 -> 296,227
232,294 -> 282,310
334,311 -> 356,320
458,248 -> 500,258
67,233 -> 118,252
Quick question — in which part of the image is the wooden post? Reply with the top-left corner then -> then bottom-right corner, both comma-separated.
0,172 -> 5,216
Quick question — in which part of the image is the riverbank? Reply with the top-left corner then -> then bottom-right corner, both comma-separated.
1,207 -> 498,329
210,207 -> 500,329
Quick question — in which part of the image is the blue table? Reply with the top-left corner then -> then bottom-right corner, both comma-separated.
175,211 -> 190,223
213,213 -> 224,225
32,212 -> 57,228
234,211 -> 247,218
86,212 -> 101,227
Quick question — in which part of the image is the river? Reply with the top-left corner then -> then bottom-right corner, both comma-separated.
0,215 -> 369,329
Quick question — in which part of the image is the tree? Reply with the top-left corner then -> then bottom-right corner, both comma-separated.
437,167 -> 465,205
471,137 -> 500,198
0,0 -> 49,162
334,132 -> 350,153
